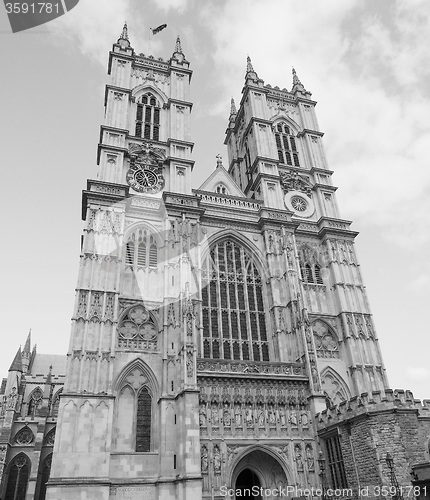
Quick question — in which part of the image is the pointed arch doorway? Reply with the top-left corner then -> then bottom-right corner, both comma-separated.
231,448 -> 289,499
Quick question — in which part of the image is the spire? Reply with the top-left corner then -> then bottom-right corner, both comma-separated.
230,98 -> 237,116
9,347 -> 23,372
117,22 -> 131,49
244,55 -> 261,84
175,35 -> 183,54
291,66 -> 310,96
292,66 -> 301,85
119,22 -> 129,41
246,55 -> 254,74
23,330 -> 31,355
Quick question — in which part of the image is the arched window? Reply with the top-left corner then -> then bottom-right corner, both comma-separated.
51,389 -> 62,418
201,240 -> 269,361
27,388 -> 43,416
136,387 -> 152,452
216,183 -> 228,195
298,247 -> 324,285
37,455 -> 52,500
135,93 -> 160,141
124,229 -> 158,269
275,122 -> 300,167
5,454 -> 30,500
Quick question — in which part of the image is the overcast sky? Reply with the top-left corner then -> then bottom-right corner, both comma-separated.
0,0 -> 429,401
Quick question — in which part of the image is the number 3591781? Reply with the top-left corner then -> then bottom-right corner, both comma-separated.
5,3 -> 61,14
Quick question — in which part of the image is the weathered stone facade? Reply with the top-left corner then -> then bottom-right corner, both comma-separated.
1,25 -> 429,500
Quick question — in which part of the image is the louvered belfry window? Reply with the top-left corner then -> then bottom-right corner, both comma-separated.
136,387 -> 151,452
201,240 -> 269,361
135,93 -> 160,141
275,122 -> 300,167
124,230 -> 157,269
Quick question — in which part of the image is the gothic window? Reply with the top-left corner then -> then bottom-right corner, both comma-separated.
14,427 -> 34,445
201,240 -> 269,361
216,183 -> 228,195
136,387 -> 152,452
135,93 -> 160,141
117,304 -> 158,350
5,454 -> 30,500
274,122 -> 300,167
313,321 -> 340,359
50,389 -> 62,418
324,434 -> 348,489
299,259 -> 324,284
37,455 -> 52,500
124,229 -> 158,270
27,388 -> 43,416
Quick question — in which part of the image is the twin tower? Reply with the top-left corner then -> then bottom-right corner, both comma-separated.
2,25 -> 428,500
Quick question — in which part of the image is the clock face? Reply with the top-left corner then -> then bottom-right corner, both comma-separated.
126,163 -> 165,194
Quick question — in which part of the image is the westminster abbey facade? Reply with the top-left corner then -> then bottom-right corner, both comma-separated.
1,26 -> 429,500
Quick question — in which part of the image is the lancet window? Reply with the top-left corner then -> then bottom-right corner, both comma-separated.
324,434 -> 348,489
124,229 -> 158,269
27,388 -> 43,416
201,240 -> 269,361
5,454 -> 30,500
136,387 -> 152,452
275,122 -> 300,167
135,93 -> 160,141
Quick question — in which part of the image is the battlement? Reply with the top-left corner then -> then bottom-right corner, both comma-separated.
316,389 -> 430,428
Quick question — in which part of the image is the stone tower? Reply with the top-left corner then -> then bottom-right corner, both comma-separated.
46,26 -> 201,500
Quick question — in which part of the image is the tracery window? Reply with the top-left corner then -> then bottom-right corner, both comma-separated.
27,388 -> 43,416
201,240 -> 269,361
135,93 -> 160,141
124,229 -> 158,269
5,454 -> 30,500
275,122 -> 300,167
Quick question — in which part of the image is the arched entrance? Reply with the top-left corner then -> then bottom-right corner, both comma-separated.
231,448 -> 289,500
236,469 -> 262,499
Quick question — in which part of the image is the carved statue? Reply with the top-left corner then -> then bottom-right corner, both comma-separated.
213,445 -> 221,473
234,404 -> 242,426
223,403 -> 231,427
199,404 -> 207,427
201,445 -> 208,472
211,404 -> 219,426
257,406 -> 265,427
246,405 -> 254,427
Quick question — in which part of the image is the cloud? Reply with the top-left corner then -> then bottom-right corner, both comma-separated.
198,0 -> 430,251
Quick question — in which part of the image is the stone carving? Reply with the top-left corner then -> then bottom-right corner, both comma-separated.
7,387 -> 18,410
201,445 -> 208,472
199,404 -> 207,427
213,445 -> 221,473
234,404 -> 242,426
15,426 -> 34,445
280,171 -> 312,196
186,351 -> 193,378
211,404 -> 219,426
197,360 -> 304,376
117,304 -> 158,351
306,444 -> 315,471
223,403 -> 231,427
295,443 -> 304,471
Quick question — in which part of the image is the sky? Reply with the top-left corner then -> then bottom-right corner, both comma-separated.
0,0 -> 429,400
